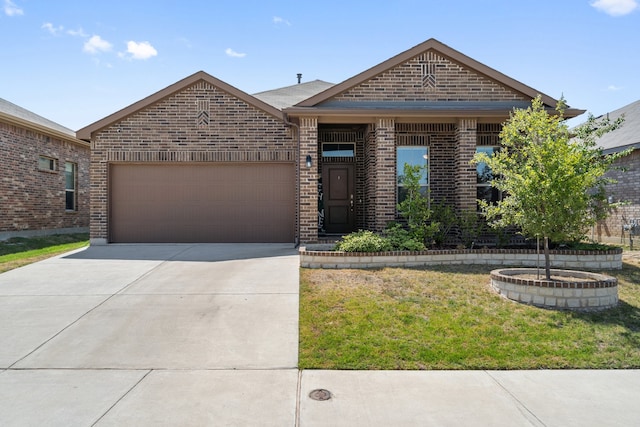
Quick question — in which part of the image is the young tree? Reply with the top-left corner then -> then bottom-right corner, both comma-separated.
397,163 -> 439,246
473,96 -> 625,279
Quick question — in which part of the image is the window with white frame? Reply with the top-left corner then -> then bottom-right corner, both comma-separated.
38,156 -> 57,172
396,146 -> 429,204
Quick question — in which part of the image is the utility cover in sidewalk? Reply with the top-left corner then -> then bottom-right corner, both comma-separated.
309,389 -> 332,401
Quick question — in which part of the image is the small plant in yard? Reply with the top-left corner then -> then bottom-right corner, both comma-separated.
397,163 -> 439,247
334,230 -> 391,252
430,201 -> 457,247
383,223 -> 426,251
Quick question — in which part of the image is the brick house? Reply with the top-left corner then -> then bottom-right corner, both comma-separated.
592,99 -> 640,244
77,38 -> 583,245
0,98 -> 90,240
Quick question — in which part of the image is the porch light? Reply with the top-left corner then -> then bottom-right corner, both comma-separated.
306,155 -> 312,168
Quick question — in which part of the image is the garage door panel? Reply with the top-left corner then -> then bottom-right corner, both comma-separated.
110,163 -> 295,243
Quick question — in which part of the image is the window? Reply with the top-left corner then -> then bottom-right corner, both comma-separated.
38,156 -> 57,172
397,146 -> 429,204
476,146 -> 502,206
65,162 -> 77,211
322,143 -> 355,157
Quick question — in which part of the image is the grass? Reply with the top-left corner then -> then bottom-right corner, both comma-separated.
299,255 -> 640,370
0,233 -> 89,273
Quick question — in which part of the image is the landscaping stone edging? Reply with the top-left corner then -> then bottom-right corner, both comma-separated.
299,247 -> 623,270
490,268 -> 618,310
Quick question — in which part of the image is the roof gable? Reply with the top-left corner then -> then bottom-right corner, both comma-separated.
77,71 -> 283,140
295,38 -> 579,116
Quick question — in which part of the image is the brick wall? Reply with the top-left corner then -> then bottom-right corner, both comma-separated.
333,51 -> 528,102
595,149 -> 640,242
90,80 -> 295,242
0,120 -> 90,235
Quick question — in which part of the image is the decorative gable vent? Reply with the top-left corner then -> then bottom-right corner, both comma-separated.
197,99 -> 210,127
419,51 -> 438,90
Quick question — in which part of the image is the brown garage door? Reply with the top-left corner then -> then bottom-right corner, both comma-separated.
110,163 -> 295,243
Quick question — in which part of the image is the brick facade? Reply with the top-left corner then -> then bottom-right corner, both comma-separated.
0,120 -> 89,238
595,149 -> 640,243
333,51 -> 528,103
82,39 -> 574,244
89,80 -> 295,243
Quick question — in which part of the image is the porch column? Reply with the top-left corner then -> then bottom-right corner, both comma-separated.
455,118 -> 477,211
299,117 -> 318,243
374,118 -> 396,231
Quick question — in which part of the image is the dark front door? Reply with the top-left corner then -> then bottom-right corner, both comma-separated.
322,163 -> 355,234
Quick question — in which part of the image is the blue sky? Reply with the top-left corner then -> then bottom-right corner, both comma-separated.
1,0 -> 639,130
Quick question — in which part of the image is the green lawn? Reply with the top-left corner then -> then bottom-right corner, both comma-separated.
299,256 -> 640,370
0,233 -> 89,273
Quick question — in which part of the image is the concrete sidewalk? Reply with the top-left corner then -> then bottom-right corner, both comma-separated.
0,244 -> 639,426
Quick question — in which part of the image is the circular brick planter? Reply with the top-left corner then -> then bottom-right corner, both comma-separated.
490,268 -> 618,311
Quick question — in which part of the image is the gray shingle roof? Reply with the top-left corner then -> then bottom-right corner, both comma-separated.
253,80 -> 334,110
591,99 -> 640,154
0,97 -> 75,137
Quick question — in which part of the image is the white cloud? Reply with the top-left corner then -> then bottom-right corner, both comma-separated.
591,0 -> 638,16
123,41 -> 158,60
225,48 -> 246,58
42,22 -> 64,35
83,35 -> 113,54
3,0 -> 23,16
67,27 -> 88,38
273,16 -> 291,26
607,84 -> 623,91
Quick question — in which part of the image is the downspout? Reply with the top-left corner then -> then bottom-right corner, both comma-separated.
283,112 -> 301,247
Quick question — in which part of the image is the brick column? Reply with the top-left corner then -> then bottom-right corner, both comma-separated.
90,139 -> 108,245
374,118 -> 396,231
299,117 -> 318,243
455,118 -> 477,212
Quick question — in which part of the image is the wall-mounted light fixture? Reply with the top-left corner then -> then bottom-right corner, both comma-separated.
306,155 -> 312,168
608,195 -> 614,204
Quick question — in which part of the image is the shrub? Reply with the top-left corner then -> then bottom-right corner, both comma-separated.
384,223 -> 426,251
334,230 -> 392,252
431,201 -> 457,247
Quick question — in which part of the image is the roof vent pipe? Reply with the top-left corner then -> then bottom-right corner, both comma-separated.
297,73 -> 302,84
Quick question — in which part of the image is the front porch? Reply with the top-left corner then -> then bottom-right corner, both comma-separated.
298,119 -> 502,244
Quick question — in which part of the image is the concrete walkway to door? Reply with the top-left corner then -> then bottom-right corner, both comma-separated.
1,244 -> 639,426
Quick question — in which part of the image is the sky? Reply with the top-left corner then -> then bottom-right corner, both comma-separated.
1,0 -> 639,131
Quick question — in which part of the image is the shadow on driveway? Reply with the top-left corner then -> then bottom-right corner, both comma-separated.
63,243 -> 298,262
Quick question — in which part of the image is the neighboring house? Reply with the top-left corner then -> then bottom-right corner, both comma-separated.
592,99 -> 640,244
0,98 -> 90,240
77,38 -> 584,245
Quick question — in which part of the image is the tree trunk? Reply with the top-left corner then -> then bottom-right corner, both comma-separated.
544,236 -> 551,280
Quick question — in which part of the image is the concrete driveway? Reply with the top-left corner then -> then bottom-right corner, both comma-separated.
0,244 -> 300,426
